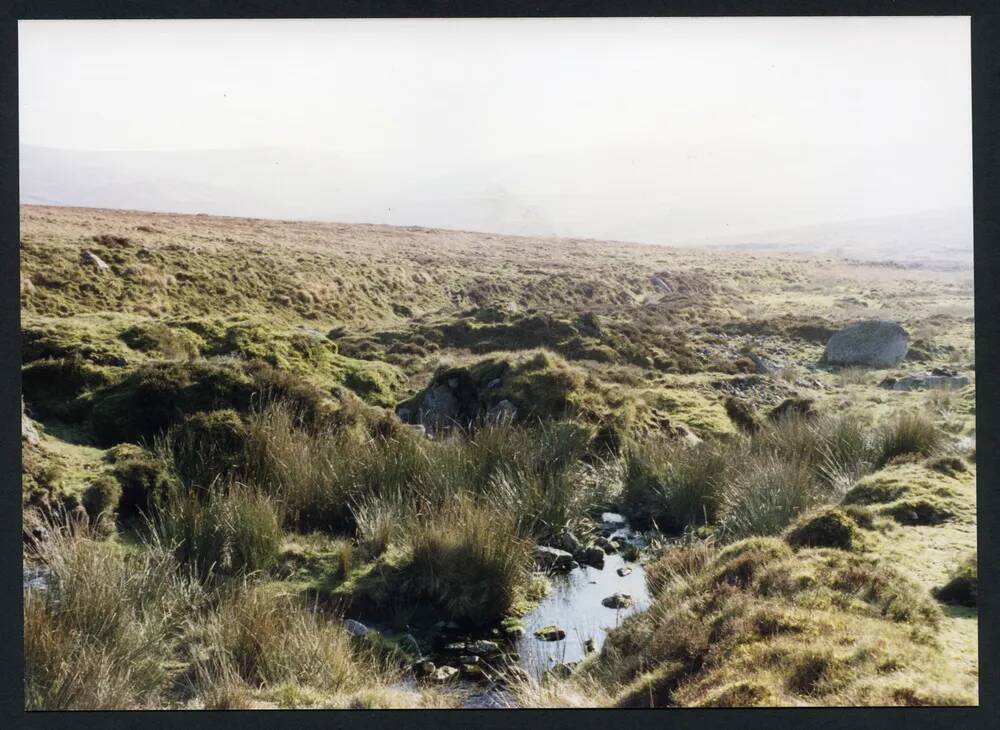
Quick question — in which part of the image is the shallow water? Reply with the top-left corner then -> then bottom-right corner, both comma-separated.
515,513 -> 650,678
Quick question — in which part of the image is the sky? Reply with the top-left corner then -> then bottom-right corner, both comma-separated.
17,17 -> 973,244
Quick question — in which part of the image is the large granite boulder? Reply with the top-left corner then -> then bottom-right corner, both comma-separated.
823,320 -> 909,368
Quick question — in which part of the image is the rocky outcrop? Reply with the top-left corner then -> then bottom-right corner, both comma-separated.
823,320 -> 909,368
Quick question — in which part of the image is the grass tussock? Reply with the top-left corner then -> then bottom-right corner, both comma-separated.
933,554 -> 977,607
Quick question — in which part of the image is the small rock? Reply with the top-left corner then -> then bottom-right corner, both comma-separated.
462,663 -> 485,679
892,373 -> 970,391
577,545 -> 605,569
487,378 -> 503,390
80,249 -> 110,271
534,545 -> 575,572
583,638 -> 596,655
413,660 -> 436,677
343,619 -> 368,637
458,654 -> 480,665
431,665 -> 459,683
558,531 -> 583,554
466,639 -> 501,657
504,624 -> 525,639
602,593 -> 634,610
534,625 -> 566,641
443,641 -> 467,653
594,536 -> 616,553
616,566 -> 633,577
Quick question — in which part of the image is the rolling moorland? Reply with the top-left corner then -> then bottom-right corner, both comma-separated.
20,204 -> 977,709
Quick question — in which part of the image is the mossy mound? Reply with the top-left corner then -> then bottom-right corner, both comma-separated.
843,463 -> 964,526
785,508 -> 860,551
103,444 -> 178,520
933,554 -> 977,607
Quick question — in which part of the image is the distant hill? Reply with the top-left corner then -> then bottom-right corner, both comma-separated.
698,208 -> 973,271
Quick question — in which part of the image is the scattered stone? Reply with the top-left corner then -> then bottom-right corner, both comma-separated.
534,545 -> 576,572
431,665 -> 459,683
749,352 -> 782,376
823,320 -> 909,368
602,593 -> 634,610
577,545 -> 606,569
601,512 -> 627,526
343,619 -> 368,637
458,654 -> 480,665
80,249 -> 111,271
891,373 -> 971,392
616,566 -> 633,577
443,641 -> 467,653
534,625 -> 566,641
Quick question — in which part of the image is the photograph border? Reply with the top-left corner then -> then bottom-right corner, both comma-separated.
2,2 -> 997,729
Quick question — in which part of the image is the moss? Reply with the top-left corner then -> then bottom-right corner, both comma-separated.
880,497 -> 953,526
22,358 -> 119,421
81,474 -> 122,520
711,538 -> 794,588
120,322 -> 203,359
724,396 -> 759,434
925,456 -> 967,477
90,359 -> 254,446
785,508 -> 860,551
104,444 -> 177,520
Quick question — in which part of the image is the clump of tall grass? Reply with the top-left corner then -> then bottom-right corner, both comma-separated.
151,482 -> 283,581
404,497 -> 531,625
877,412 -> 942,466
187,584 -> 387,697
621,437 -> 730,531
23,517 -> 203,709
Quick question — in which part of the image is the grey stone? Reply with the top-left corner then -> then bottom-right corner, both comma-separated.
823,320 -> 909,368
616,566 -> 633,577
420,384 -> 460,428
558,531 -> 583,554
486,399 -> 517,423
343,619 -> 368,637
534,625 -> 566,641
892,373 -> 971,392
594,535 -> 616,553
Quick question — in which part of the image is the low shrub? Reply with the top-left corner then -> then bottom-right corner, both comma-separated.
81,475 -> 122,521
104,444 -> 177,520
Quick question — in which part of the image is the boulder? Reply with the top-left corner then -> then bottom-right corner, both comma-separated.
823,320 -> 909,368
891,373 -> 971,392
534,545 -> 576,572
419,384 -> 460,428
601,593 -> 634,610
413,660 -> 436,677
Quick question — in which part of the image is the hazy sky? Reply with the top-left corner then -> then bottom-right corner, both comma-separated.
18,17 -> 972,242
